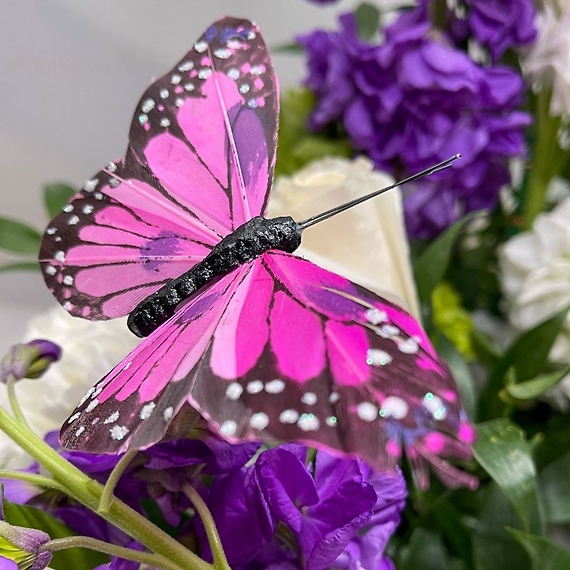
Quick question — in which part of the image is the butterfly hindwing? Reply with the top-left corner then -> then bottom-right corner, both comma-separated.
60,266 -> 252,453
40,17 -> 277,320
188,252 -> 475,490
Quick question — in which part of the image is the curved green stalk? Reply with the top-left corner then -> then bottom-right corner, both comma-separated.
0,470 -> 66,493
0,408 -> 212,570
98,450 -> 138,514
44,536 -> 181,570
183,483 -> 231,570
6,376 -> 29,427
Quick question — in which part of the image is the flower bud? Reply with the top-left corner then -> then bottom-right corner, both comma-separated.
0,489 -> 53,570
1,340 -> 61,384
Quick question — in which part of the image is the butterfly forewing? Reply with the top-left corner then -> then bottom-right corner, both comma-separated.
40,17 -> 278,320
126,17 -> 278,230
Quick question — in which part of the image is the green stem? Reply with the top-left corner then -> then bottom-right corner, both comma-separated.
0,408 -> 211,570
44,536 -> 181,570
99,450 -> 138,514
522,89 -> 566,230
183,483 -> 231,570
0,470 -> 66,493
6,375 -> 29,427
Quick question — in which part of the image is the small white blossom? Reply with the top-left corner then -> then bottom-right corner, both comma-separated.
269,157 -> 420,318
499,195 -> 570,409
522,1 -> 570,117
0,307 -> 140,468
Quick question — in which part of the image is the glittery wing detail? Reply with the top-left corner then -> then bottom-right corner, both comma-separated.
39,156 -> 218,320
60,265 -> 252,453
192,252 -> 477,490
126,17 -> 278,229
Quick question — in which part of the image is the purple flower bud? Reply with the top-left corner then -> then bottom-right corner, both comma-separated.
0,340 -> 61,383
0,506 -> 52,570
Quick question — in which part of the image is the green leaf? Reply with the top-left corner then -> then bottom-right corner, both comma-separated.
502,366 -> 570,402
505,306 -> 570,383
481,306 -> 570,418
271,41 -> 304,55
398,527 -> 451,570
473,483 -> 531,570
540,451 -> 570,524
414,214 -> 477,305
43,183 -> 77,218
508,528 -> 570,570
535,414 -> 570,469
355,3 -> 380,41
0,261 -> 39,273
474,419 -> 542,533
436,332 -> 477,420
3,500 -> 108,569
431,502 -> 476,570
0,217 -> 41,255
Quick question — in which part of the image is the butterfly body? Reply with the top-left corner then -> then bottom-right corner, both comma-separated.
128,215 -> 302,337
41,17 -> 477,490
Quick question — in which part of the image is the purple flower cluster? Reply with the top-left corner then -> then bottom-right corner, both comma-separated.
4,434 -> 405,569
201,444 -> 406,569
451,0 -> 537,62
298,8 -> 531,238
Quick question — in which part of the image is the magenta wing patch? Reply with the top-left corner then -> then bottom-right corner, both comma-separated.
40,17 -> 277,320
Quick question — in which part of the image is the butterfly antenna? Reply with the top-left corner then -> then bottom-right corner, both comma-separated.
297,154 -> 461,230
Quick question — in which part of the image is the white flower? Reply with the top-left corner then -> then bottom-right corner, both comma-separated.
0,307 -> 140,468
521,1 -> 570,117
269,156 -> 420,319
498,195 -> 570,408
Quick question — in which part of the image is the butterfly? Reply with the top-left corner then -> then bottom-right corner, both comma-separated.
39,17 -> 477,491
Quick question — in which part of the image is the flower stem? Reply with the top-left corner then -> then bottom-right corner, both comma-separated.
0,470 -> 66,493
6,375 -> 29,427
183,483 -> 231,570
0,408 -> 211,570
98,450 -> 138,514
43,536 -> 181,570
522,89 -> 567,229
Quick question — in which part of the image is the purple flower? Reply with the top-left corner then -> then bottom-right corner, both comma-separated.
452,0 -> 537,62
201,445 -> 406,570
1,340 -> 61,383
304,0 -> 339,4
299,10 -> 531,238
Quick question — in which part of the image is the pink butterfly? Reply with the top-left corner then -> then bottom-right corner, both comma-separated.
39,17 -> 477,491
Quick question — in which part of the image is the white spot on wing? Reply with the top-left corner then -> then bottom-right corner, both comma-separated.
279,409 -> 299,424
265,379 -> 285,394
226,382 -> 244,401
250,412 -> 269,430
221,420 -> 238,436
297,413 -> 320,432
110,425 -> 129,440
356,402 -> 378,422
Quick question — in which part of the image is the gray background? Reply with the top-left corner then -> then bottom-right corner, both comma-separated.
0,0 -> 359,353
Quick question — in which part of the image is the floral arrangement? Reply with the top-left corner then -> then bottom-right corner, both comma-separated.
0,1 -> 570,569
